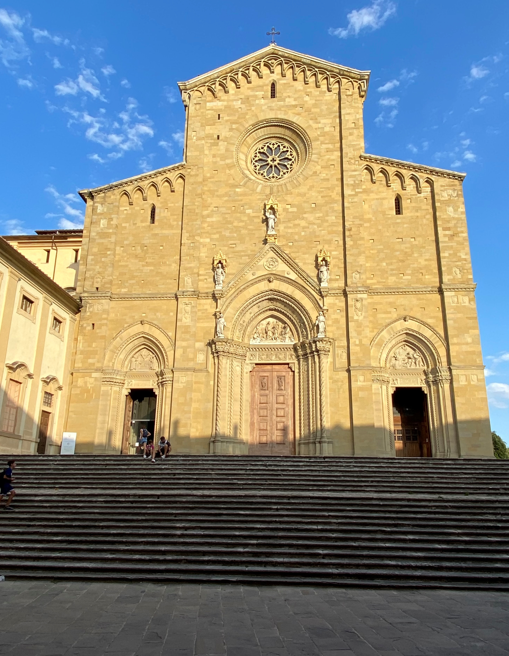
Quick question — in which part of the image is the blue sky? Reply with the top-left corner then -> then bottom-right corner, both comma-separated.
1,0 -> 509,440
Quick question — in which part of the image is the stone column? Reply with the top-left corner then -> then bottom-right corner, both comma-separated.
315,338 -> 333,456
157,369 -> 173,440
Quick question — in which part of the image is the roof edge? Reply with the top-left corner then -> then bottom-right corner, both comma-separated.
178,44 -> 370,91
79,161 -> 186,200
360,153 -> 467,181
0,237 -> 81,314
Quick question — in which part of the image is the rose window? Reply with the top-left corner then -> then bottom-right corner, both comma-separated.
251,141 -> 297,180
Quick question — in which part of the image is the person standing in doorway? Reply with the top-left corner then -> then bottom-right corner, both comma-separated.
139,427 -> 151,458
0,460 -> 16,511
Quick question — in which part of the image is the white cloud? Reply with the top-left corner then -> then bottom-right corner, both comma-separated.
0,218 -> 27,235
55,78 -> 79,96
58,218 -> 83,229
407,143 -> 418,154
101,64 -> 116,77
485,368 -> 495,378
45,185 -> 84,228
172,131 -> 184,147
93,47 -> 104,56
17,77 -> 33,89
63,97 -> 154,158
487,382 -> 509,409
450,160 -> 462,168
461,138 -> 472,148
55,62 -> 104,100
32,27 -> 68,46
400,69 -> 418,83
50,56 -> 62,69
377,79 -> 399,93
0,8 -> 30,68
88,153 -> 106,164
374,108 -> 398,128
159,140 -> 173,156
463,150 -> 476,162
120,79 -> 131,88
329,0 -> 396,39
379,96 -> 399,106
488,353 -> 509,365
467,63 -> 489,83
139,156 -> 154,173
164,87 -> 179,103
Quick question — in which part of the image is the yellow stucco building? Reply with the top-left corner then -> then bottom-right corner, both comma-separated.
1,45 -> 493,457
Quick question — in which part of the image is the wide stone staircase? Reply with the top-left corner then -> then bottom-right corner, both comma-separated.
1,455 -> 509,589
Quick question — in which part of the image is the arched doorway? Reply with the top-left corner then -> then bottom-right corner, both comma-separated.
210,288 -> 333,456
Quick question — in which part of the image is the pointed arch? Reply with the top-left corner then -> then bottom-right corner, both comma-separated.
119,190 -> 132,207
362,165 -> 376,184
393,171 -> 406,190
377,168 -> 391,187
395,193 -> 403,215
150,204 -> 156,224
160,178 -> 175,193
270,80 -> 277,99
409,174 -> 422,194
104,321 -> 174,370
146,181 -> 160,198
132,185 -> 146,202
370,316 -> 447,369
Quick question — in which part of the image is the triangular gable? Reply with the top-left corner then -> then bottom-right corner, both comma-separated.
178,44 -> 370,98
223,243 -> 320,298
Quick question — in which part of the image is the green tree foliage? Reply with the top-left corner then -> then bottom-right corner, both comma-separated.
492,431 -> 509,459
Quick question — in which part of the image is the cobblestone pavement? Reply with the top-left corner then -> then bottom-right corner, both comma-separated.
0,581 -> 508,656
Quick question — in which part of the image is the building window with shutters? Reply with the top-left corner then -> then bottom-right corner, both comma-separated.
21,295 -> 33,314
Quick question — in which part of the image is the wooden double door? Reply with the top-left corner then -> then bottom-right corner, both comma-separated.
250,364 -> 294,455
393,387 -> 431,457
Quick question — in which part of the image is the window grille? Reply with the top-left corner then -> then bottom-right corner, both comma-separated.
150,205 -> 156,224
395,195 -> 402,215
270,82 -> 276,98
43,392 -> 53,408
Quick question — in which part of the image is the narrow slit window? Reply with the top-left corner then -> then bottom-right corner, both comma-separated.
270,82 -> 276,99
74,249 -> 79,263
44,249 -> 50,263
395,195 -> 403,215
150,205 -> 156,224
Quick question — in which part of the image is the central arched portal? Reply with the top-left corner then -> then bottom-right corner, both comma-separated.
210,289 -> 333,456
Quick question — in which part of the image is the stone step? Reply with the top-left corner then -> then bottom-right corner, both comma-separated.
3,455 -> 509,588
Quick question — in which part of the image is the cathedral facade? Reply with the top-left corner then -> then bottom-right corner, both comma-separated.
65,45 -> 492,457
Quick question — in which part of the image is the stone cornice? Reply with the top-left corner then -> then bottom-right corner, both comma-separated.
360,153 -> 466,181
0,237 -> 81,315
78,162 -> 186,201
178,44 -> 370,98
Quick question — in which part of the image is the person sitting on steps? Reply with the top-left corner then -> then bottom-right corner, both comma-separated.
0,460 -> 16,511
152,436 -> 171,462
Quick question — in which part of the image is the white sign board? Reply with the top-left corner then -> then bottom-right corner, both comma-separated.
61,432 -> 77,455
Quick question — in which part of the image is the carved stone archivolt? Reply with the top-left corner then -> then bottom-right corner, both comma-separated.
390,343 -> 425,370
251,318 -> 294,344
129,348 -> 157,371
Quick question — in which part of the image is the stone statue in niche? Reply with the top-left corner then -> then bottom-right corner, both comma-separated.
265,207 -> 277,234
316,249 -> 331,288
212,251 -> 228,290
263,197 -> 279,239
251,318 -> 294,344
216,312 -> 226,339
130,348 -> 157,371
390,344 -> 425,369
315,311 -> 326,338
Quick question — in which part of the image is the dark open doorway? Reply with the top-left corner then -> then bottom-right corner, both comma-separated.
392,387 -> 431,457
122,389 -> 157,455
